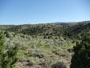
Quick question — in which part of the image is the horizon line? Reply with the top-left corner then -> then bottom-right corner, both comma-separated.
0,21 -> 90,25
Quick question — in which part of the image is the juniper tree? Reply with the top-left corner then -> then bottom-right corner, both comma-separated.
0,32 -> 18,68
70,33 -> 90,68
0,32 -> 5,68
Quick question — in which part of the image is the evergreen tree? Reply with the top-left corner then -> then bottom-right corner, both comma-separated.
70,33 -> 90,68
0,32 -> 18,68
0,32 -> 5,68
2,46 -> 18,68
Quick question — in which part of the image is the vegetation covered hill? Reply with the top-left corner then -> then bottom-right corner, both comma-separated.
1,31 -> 73,68
0,21 -> 90,68
0,21 -> 90,39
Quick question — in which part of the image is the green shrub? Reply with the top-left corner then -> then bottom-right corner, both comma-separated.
4,31 -> 12,38
51,61 -> 67,68
70,34 -> 90,68
0,32 -> 18,68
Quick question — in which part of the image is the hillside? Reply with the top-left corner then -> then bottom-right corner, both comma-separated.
0,21 -> 90,39
0,21 -> 90,68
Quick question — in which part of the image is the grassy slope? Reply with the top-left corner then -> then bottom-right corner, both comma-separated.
4,32 -> 74,68
0,22 -> 90,68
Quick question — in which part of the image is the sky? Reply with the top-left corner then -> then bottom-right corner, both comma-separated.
0,0 -> 90,25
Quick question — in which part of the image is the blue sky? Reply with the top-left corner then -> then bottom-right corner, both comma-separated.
0,0 -> 90,25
